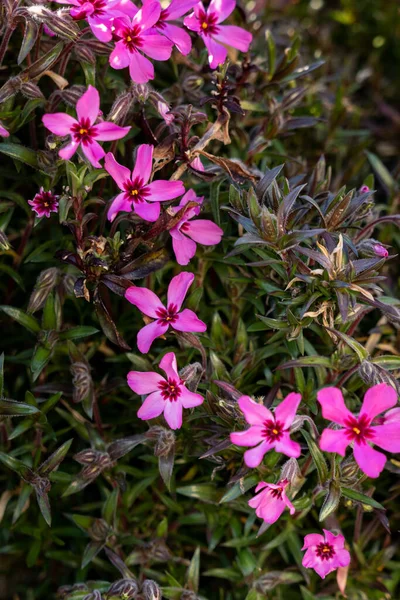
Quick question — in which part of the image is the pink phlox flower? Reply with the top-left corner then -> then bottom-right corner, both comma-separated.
373,243 -> 389,258
42,85 -> 130,168
318,383 -> 400,478
184,0 -> 252,69
0,123 -> 9,137
109,2 -> 174,83
169,189 -> 223,265
127,351 -> 203,429
248,478 -> 295,524
302,529 -> 350,579
230,393 -> 302,468
28,188 -> 59,218
147,0 -> 199,55
104,144 -> 184,222
125,271 -> 207,353
54,0 -> 125,41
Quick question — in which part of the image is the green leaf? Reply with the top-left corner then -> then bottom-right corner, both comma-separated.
319,480 -> 341,521
18,20 -> 39,64
31,344 -> 53,381
59,326 -> 99,340
0,452 -> 33,479
38,439 -> 73,476
219,475 -> 258,503
102,488 -> 119,526
0,143 -> 39,169
177,484 -> 220,503
327,328 -> 369,362
365,151 -> 397,193
0,352 -> 4,397
341,487 -> 385,510
0,305 -> 40,333
187,547 -> 200,592
0,398 -> 40,417
301,430 -> 329,484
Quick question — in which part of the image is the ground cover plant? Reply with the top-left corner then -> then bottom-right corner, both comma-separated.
1,0 -> 400,598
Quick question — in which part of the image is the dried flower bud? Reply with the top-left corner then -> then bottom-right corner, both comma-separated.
358,360 -> 398,393
107,579 -> 139,599
280,457 -> 302,485
154,428 -> 175,458
340,457 -> 360,484
179,362 -> 203,392
107,91 -> 135,123
83,591 -> 102,600
28,6 -> 80,40
74,449 -> 108,465
28,267 -> 59,313
89,518 -> 110,541
71,360 -> 94,404
21,82 -> 45,99
141,580 -> 161,600
74,44 -> 96,65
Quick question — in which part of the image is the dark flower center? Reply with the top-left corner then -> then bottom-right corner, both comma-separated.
71,118 -> 97,144
315,542 -> 335,561
180,222 -> 190,232
123,177 -> 151,204
33,190 -> 58,211
268,479 -> 288,500
344,414 -> 374,443
123,26 -> 143,51
158,377 -> 183,401
262,419 -> 284,442
156,304 -> 179,325
198,10 -> 219,35
156,8 -> 169,29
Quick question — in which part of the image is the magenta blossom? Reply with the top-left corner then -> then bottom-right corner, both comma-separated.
54,0 -> 123,41
360,185 -> 370,193
184,0 -> 252,69
169,190 -> 223,265
373,243 -> 389,258
42,85 -> 130,168
127,351 -> 203,429
230,394 -> 302,468
28,188 -> 59,218
110,2 -> 173,83
0,123 -> 9,137
302,530 -> 350,579
318,383 -> 400,478
125,271 -> 207,353
104,144 -> 184,222
248,479 -> 295,524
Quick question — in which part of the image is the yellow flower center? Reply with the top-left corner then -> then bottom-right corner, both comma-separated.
131,189 -> 138,196
201,22 -> 208,29
79,128 -> 88,135
353,427 -> 361,435
272,428 -> 278,435
126,35 -> 132,42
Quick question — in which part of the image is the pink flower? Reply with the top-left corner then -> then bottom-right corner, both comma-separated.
230,394 -> 302,468
54,0 -> 123,41
248,479 -> 295,524
169,190 -> 223,265
184,0 -> 252,69
42,85 -> 130,168
127,351 -> 203,429
125,271 -> 207,353
360,185 -> 370,193
104,144 -> 184,222
28,188 -> 59,218
373,243 -> 389,258
109,2 -> 173,83
0,123 -> 9,137
302,530 -> 350,579
318,383 -> 400,478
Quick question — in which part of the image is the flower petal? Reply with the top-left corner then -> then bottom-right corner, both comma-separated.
167,271 -> 194,310
131,144 -> 153,185
134,200 -> 161,222
203,34 -> 227,69
302,533 -> 324,550
81,139 -> 105,168
180,388 -> 204,408
76,85 -> 100,125
230,426 -> 264,447
319,428 -> 350,456
370,424 -> 400,453
89,16 -> 113,42
164,399 -> 183,429
237,395 -> 273,425
173,309 -> 207,332
337,549 -> 351,568
382,407 -> 400,423
183,12 -> 201,33
42,113 -> 77,136
274,392 -> 301,429
257,496 -> 287,524
94,121 -> 131,141
127,371 -> 164,394
353,441 -> 386,478
184,220 -> 223,246
161,23 -> 192,55
359,383 -> 397,423
244,441 -> 273,468
208,0 -> 235,22
159,351 -> 179,380
166,0 -> 199,20
137,390 -> 165,420
146,180 -> 185,201
129,50 -> 154,83
137,320 -> 169,353
141,33 -> 173,61
110,41 -> 131,69
125,286 -> 164,317
274,433 -> 301,458
317,387 -> 354,426
171,230 -> 197,266
107,192 -> 131,222
59,140 -> 79,160
213,25 -> 252,51
133,0 -> 161,29
104,152 -> 131,189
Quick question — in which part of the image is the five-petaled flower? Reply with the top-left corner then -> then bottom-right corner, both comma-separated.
42,85 -> 130,168
302,530 -> 350,579
169,189 -> 223,265
110,2 -> 173,83
125,271 -> 207,353
28,188 -> 59,218
230,393 -> 302,468
127,351 -> 203,429
248,479 -> 295,524
184,0 -> 252,69
54,0 -> 124,41
105,144 -> 184,222
318,383 -> 400,478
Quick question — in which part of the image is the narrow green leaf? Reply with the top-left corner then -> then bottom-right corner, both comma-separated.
301,430 -> 329,484
341,487 -> 384,510
0,305 -> 40,333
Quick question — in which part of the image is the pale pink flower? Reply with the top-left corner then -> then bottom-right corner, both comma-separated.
104,144 -> 184,222
42,85 -> 130,168
248,479 -> 295,524
230,394 -> 302,468
127,351 -> 203,429
373,243 -> 389,258
109,2 -> 173,83
184,0 -> 252,69
169,190 -> 223,265
125,271 -> 207,353
302,530 -> 350,579
28,188 -> 59,218
54,0 -> 123,41
0,123 -> 9,137
318,383 -> 400,478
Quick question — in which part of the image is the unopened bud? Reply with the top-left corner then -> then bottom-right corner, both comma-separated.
154,428 -> 175,458
107,579 -> 139,599
107,91 -> 134,123
359,360 -> 397,390
179,362 -> 203,392
359,185 -> 370,193
357,238 -> 389,258
141,580 -> 161,600
74,45 -> 96,65
89,518 -> 110,541
280,458 -> 302,485
71,361 -> 93,404
21,82 -> 45,99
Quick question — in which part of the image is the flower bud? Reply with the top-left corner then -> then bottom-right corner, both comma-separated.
359,185 -> 370,193
89,518 -> 110,541
107,579 -> 139,599
107,91 -> 135,124
357,238 -> 389,258
154,428 -> 175,458
71,360 -> 94,404
74,45 -> 96,65
179,362 -> 203,392
21,82 -> 45,99
141,580 -> 161,600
